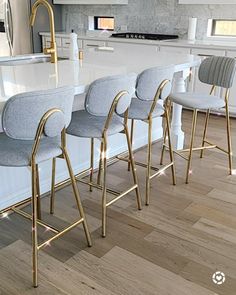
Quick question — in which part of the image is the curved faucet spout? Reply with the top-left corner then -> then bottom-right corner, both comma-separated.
30,0 -> 57,63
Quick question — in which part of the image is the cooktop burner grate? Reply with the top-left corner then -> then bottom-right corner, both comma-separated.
110,32 -> 179,41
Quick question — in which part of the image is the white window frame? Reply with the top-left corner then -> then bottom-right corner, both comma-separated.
179,0 -> 236,4
206,19 -> 236,41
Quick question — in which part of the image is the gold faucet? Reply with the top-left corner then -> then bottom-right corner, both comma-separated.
30,0 -> 57,63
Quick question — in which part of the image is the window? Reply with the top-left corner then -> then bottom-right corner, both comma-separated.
211,20 -> 236,37
179,0 -> 236,3
94,17 -> 115,31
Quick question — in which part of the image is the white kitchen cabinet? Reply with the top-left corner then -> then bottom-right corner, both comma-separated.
159,46 -> 191,54
225,51 -> 236,114
44,36 -> 62,48
42,35 -> 83,58
191,48 -> 226,97
83,39 -> 106,50
107,41 -> 158,54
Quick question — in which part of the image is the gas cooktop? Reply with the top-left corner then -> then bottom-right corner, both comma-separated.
110,32 -> 179,41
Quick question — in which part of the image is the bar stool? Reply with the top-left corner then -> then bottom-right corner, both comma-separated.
163,56 -> 236,183
53,74 -> 142,238
119,66 -> 176,205
0,86 -> 92,287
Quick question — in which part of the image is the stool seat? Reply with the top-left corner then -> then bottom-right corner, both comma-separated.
0,133 -> 61,167
67,110 -> 124,139
170,92 -> 225,110
127,97 -> 164,120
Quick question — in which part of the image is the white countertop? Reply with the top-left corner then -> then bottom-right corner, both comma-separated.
40,31 -> 236,51
0,53 -> 49,63
0,49 -> 200,116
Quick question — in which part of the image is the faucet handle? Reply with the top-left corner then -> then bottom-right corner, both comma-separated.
44,47 -> 55,54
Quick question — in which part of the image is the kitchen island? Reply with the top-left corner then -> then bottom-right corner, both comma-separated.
0,49 -> 200,210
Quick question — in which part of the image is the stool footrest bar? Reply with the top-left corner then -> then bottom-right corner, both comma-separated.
78,179 -> 120,196
117,156 -> 159,171
37,218 -> 84,250
11,208 -> 59,234
150,163 -> 174,180
180,145 -> 216,153
204,140 -> 228,154
106,185 -> 138,207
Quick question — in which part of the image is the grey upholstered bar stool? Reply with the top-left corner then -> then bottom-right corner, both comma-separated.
119,66 -> 176,205
0,87 -> 92,287
163,56 -> 236,183
62,73 -> 142,238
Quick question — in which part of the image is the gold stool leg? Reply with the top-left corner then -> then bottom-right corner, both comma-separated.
186,110 -> 198,184
101,136 -> 108,238
50,158 -> 56,214
145,118 -> 153,205
63,148 -> 92,247
36,164 -> 41,220
124,124 -> 142,209
89,139 -> 94,192
128,119 -> 135,171
165,107 -> 176,185
225,98 -> 233,175
160,100 -> 171,165
200,109 -> 210,159
97,140 -> 103,185
31,162 -> 38,288
160,122 -> 167,166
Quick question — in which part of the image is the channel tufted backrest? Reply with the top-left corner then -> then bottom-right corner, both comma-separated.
2,86 -> 75,140
199,56 -> 236,89
136,65 -> 175,101
84,73 -> 137,116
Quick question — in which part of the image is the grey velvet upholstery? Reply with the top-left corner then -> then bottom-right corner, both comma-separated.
67,74 -> 137,139
170,93 -> 225,110
0,86 -> 75,167
125,66 -> 174,121
170,56 -> 236,111
136,65 -> 175,101
0,133 -> 61,167
2,86 -> 74,140
126,98 -> 164,120
199,56 -> 236,89
67,110 -> 124,138
85,73 -> 137,116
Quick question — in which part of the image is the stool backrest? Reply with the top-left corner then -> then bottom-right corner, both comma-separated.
2,86 -> 74,140
136,65 -> 175,101
199,56 -> 236,89
85,73 -> 137,116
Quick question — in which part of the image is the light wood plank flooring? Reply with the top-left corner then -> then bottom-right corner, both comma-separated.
0,110 -> 235,295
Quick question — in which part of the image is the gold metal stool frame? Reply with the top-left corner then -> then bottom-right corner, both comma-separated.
161,85 -> 234,184
117,80 -> 177,205
0,109 -> 92,288
50,91 -> 142,238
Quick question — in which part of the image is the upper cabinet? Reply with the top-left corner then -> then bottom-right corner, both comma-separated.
53,0 -> 128,4
179,0 -> 236,3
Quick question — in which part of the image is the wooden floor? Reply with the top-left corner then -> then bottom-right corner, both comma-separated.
0,110 -> 236,295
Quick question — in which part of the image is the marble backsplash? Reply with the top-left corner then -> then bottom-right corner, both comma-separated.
61,0 -> 236,40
